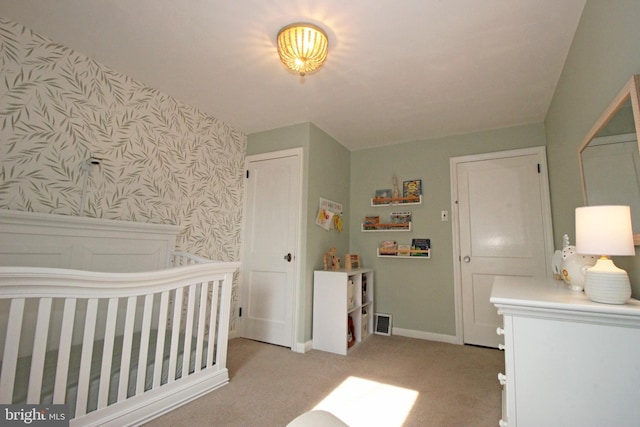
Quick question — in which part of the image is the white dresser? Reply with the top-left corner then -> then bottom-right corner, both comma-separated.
490,276 -> 640,427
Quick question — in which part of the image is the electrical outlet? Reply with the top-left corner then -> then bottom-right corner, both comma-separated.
441,210 -> 448,221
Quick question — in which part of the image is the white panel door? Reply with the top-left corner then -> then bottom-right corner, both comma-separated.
452,147 -> 553,348
240,149 -> 301,348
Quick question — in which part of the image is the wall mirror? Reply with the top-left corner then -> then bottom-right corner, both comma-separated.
579,75 -> 640,244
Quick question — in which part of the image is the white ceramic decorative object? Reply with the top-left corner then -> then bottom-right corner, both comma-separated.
560,246 -> 597,292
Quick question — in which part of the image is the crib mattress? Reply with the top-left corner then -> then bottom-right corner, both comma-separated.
9,329 -> 210,416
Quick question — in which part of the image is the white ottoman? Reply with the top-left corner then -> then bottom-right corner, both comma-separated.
287,410 -> 349,427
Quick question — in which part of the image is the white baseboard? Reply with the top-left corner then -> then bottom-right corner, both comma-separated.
392,328 -> 458,345
292,340 -> 313,353
248,333 -> 457,354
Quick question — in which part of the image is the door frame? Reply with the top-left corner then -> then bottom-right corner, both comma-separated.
238,147 -> 304,351
449,146 -> 554,345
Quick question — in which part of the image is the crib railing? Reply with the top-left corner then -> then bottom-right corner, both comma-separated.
169,251 -> 219,267
0,260 -> 240,426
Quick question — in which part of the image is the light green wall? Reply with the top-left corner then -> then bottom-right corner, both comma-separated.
545,0 -> 640,296
350,124 -> 546,335
247,123 -> 350,342
251,0 -> 640,342
306,125 -> 351,339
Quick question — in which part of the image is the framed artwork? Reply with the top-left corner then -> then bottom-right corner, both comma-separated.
403,179 -> 422,199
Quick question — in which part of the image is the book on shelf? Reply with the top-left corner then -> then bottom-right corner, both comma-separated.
363,215 -> 380,230
374,189 -> 393,201
410,238 -> 430,256
364,215 -> 380,225
403,179 -> 422,199
397,244 -> 411,256
390,211 -> 412,224
379,240 -> 398,255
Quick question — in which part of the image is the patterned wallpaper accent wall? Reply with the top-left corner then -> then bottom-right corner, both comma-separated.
0,18 -> 246,325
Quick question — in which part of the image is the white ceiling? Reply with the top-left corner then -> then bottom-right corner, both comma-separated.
1,0 -> 586,151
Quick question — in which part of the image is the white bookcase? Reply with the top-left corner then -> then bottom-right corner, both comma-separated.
313,268 -> 374,355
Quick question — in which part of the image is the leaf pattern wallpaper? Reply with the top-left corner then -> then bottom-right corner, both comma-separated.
0,18 -> 247,328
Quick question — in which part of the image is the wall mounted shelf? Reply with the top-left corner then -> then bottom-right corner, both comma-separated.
361,223 -> 411,232
376,248 -> 431,258
371,195 -> 422,207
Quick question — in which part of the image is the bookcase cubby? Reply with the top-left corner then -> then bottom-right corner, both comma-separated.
312,269 -> 374,355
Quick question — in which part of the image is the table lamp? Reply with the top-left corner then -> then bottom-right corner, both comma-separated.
575,205 -> 636,304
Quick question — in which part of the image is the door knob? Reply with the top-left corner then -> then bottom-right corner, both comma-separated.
463,255 -> 471,263
284,253 -> 292,262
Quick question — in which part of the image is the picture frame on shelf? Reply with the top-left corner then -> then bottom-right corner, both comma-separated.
345,253 -> 361,271
403,179 -> 422,199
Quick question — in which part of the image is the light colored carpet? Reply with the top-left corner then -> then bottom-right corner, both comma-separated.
146,335 -> 504,427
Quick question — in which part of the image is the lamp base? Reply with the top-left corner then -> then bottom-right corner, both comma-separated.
583,258 -> 631,304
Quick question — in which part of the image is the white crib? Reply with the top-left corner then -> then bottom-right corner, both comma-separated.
0,210 -> 240,426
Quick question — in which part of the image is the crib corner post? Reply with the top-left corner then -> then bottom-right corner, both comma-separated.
215,273 -> 234,369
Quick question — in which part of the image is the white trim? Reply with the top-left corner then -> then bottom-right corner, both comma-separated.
587,132 -> 636,147
0,209 -> 181,235
392,328 -> 458,345
239,148 -> 303,351
292,340 -> 313,354
449,146 -> 554,346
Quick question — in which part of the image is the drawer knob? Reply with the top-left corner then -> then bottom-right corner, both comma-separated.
498,373 -> 507,385
499,420 -> 508,427
496,327 -> 505,336
498,344 -> 505,351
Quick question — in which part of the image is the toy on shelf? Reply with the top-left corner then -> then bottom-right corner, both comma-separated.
323,247 -> 341,271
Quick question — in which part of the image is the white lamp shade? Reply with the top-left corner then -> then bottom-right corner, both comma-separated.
575,205 -> 636,256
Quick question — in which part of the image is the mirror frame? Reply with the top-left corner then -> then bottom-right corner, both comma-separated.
578,75 -> 640,244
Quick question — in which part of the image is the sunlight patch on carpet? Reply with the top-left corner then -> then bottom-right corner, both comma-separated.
313,376 -> 418,427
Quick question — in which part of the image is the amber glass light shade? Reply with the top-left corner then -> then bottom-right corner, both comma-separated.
277,23 -> 328,76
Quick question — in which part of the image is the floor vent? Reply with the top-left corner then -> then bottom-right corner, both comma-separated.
374,313 -> 392,336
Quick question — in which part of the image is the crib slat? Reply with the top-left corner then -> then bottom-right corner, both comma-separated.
216,275 -> 233,371
168,288 -> 183,383
27,297 -> 52,403
0,298 -> 25,403
195,282 -> 209,372
182,284 -> 196,378
207,280 -> 220,367
136,294 -> 154,394
53,298 -> 76,404
118,296 -> 137,401
75,298 -> 99,418
153,291 -> 170,388
97,298 -> 119,409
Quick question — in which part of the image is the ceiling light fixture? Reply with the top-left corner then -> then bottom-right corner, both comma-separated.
277,23 -> 328,77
